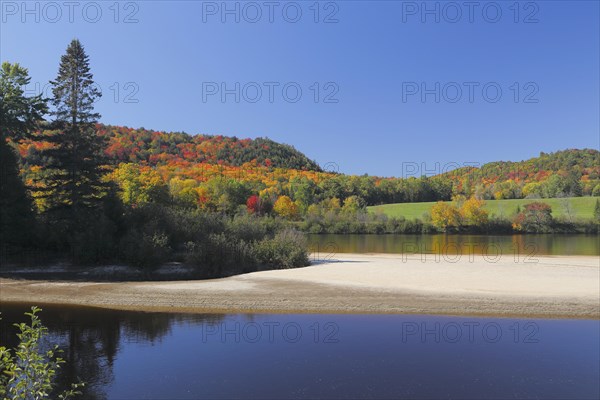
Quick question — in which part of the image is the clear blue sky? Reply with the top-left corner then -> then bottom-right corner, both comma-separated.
1,0 -> 598,176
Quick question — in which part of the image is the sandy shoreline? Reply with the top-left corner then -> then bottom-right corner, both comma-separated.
1,254 -> 599,318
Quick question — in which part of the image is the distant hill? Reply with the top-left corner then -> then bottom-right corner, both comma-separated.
439,149 -> 599,198
15,124 -> 598,205
96,125 -> 322,171
444,149 -> 599,181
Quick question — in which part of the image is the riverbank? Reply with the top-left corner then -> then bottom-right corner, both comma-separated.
1,254 -> 598,318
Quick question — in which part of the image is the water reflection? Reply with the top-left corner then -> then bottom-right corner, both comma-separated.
0,304 -> 598,399
0,304 -> 224,399
309,234 -> 600,256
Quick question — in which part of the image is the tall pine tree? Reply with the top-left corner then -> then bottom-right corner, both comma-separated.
0,62 -> 47,253
34,39 -> 107,218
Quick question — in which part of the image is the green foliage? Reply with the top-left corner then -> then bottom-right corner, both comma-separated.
0,138 -> 36,252
0,307 -> 84,399
111,163 -> 170,206
0,62 -> 48,140
0,62 -> 46,255
204,178 -> 252,214
183,220 -> 308,277
254,229 -> 310,269
30,39 -> 108,216
119,229 -> 171,269
185,233 -> 257,277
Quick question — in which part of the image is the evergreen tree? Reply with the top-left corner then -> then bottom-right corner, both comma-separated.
33,39 -> 107,217
0,62 -> 47,253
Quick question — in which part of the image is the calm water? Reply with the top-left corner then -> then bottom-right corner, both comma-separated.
309,234 -> 600,257
0,304 -> 598,399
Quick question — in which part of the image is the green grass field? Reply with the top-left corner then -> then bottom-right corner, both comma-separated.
368,197 -> 599,220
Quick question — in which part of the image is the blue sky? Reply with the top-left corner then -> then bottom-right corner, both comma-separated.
1,0 -> 598,176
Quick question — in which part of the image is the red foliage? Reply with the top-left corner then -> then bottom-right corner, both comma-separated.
246,195 -> 260,214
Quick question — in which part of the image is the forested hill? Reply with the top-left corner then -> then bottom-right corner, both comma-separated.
96,124 -> 322,171
440,149 -> 600,197
449,149 -> 599,179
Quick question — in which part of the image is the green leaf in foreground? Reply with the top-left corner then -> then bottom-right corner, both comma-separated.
0,307 -> 84,399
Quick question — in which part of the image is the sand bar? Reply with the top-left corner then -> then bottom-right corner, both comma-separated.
1,254 -> 599,318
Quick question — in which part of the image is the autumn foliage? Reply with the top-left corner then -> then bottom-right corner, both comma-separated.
430,196 -> 489,231
512,202 -> 554,232
273,195 -> 299,220
430,201 -> 462,231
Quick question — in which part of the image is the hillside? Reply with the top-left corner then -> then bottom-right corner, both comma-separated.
14,125 -> 599,208
97,125 -> 322,171
437,149 -> 600,198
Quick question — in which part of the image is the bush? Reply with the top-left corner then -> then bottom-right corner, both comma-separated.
255,229 -> 309,269
119,229 -> 171,268
69,214 -> 118,265
227,214 -> 267,242
184,234 -> 257,278
0,307 -> 84,399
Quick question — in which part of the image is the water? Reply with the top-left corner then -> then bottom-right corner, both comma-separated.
1,304 -> 598,399
309,234 -> 600,257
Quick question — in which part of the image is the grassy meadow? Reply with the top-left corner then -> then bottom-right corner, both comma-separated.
369,197 -> 598,220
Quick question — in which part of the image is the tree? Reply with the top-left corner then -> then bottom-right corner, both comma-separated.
430,201 -> 461,231
0,62 -> 47,140
522,182 -> 543,198
33,39 -> 107,216
541,174 -> 566,198
560,198 -> 576,223
273,195 -> 299,220
246,195 -> 261,214
461,197 -> 488,226
110,163 -> 169,206
342,195 -> 364,214
594,199 -> 600,223
512,202 -> 553,232
0,62 -> 47,251
169,177 -> 200,207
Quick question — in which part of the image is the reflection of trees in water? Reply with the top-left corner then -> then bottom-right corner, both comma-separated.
0,304 -> 224,399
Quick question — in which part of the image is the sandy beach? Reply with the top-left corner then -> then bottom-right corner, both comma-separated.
1,254 -> 599,318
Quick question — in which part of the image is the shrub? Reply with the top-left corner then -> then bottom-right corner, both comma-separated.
184,234 -> 257,278
119,229 -> 171,268
69,214 -> 118,265
0,307 -> 84,399
255,229 -> 309,269
227,214 -> 268,242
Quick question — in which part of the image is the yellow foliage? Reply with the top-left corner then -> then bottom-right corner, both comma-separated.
273,195 -> 299,220
461,197 -> 488,226
430,201 -> 461,231
110,163 -> 169,205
